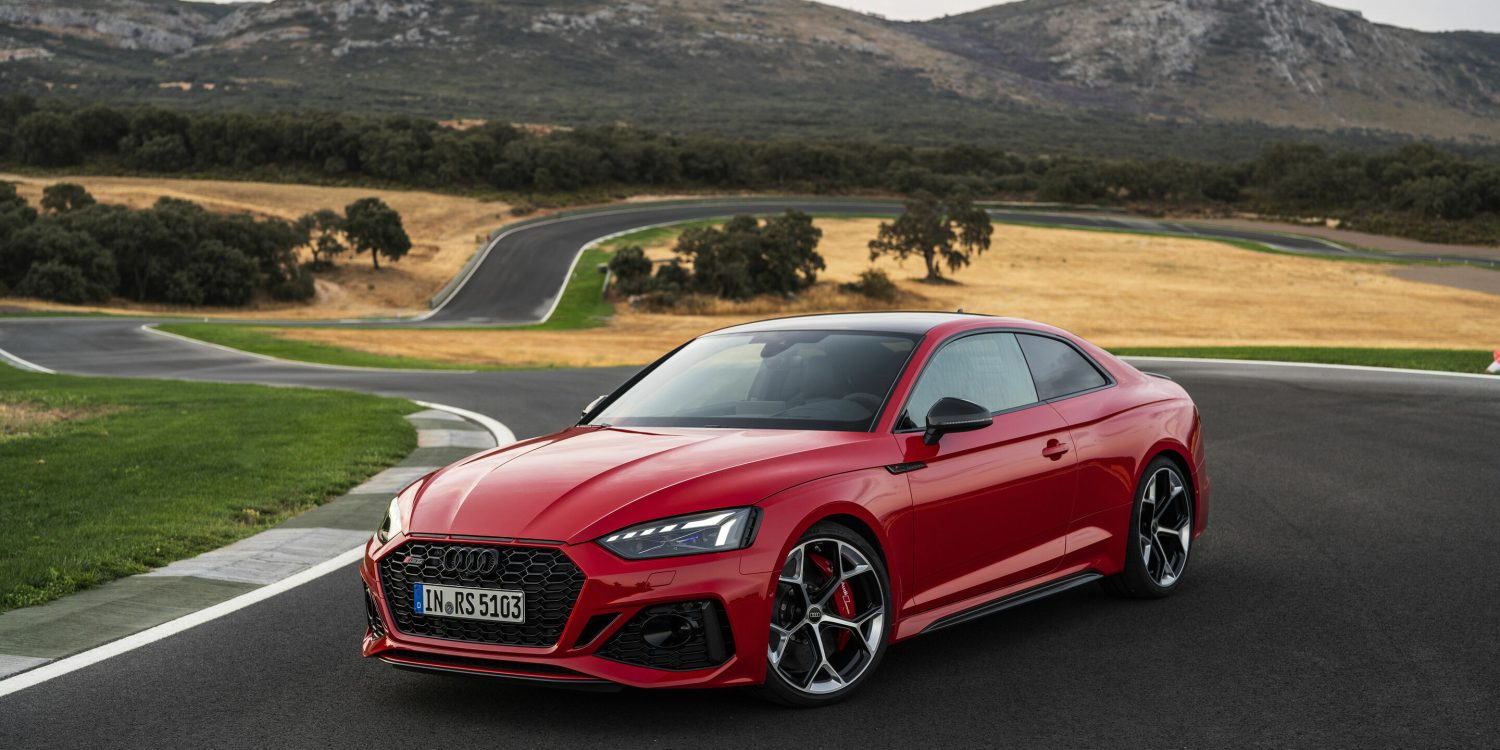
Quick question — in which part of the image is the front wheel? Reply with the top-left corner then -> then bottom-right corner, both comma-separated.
759,523 -> 892,707
1102,456 -> 1195,599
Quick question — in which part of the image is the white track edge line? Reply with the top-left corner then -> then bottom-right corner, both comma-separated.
0,546 -> 365,699
414,400 -> 516,446
0,344 -> 55,374
1123,356 -> 1499,382
140,324 -> 477,374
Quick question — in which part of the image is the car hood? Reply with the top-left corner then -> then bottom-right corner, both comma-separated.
406,425 -> 896,544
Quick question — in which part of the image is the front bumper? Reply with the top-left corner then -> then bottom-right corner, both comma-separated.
359,533 -> 774,690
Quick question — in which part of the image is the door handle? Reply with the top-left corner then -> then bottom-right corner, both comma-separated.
1042,440 -> 1070,460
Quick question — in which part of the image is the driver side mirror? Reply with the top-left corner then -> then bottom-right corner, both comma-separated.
581,394 -> 607,420
923,397 -> 993,445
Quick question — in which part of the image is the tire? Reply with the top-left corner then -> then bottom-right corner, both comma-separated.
757,522 -> 893,707
1101,456 -> 1195,599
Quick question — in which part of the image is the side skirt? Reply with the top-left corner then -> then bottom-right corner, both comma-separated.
920,571 -> 1103,635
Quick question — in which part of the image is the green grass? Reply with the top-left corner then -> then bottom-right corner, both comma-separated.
528,246 -> 615,330
154,324 -> 487,370
0,366 -> 417,612
1112,346 -> 1495,374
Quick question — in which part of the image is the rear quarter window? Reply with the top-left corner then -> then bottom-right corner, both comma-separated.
1018,334 -> 1108,401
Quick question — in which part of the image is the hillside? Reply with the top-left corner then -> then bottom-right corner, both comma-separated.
0,0 -> 1496,151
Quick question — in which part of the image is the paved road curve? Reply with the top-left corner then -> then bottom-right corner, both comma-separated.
1,318 -> 1497,747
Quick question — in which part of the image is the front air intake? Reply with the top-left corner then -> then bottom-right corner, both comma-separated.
598,600 -> 734,671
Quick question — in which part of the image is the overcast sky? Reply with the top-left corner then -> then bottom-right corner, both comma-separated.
195,0 -> 1500,33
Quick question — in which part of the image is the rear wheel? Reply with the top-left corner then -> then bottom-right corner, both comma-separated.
759,523 -> 891,707
1102,457 -> 1194,599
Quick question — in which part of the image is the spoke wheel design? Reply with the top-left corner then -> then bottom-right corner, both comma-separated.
1138,466 -> 1192,587
768,538 -> 886,696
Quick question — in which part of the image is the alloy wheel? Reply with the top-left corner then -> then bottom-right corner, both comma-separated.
768,538 -> 886,695
1139,466 -> 1192,587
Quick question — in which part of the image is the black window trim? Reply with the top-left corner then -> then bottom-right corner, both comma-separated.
891,328 -> 1117,435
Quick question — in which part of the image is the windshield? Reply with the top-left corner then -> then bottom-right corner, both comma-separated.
590,330 -> 920,431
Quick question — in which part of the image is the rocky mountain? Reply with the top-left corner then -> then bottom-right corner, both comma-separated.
0,0 -> 1496,149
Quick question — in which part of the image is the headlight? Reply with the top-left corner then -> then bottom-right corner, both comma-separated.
597,508 -> 757,560
377,497 -> 402,543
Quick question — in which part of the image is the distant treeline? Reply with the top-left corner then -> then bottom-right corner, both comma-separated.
3,96 -> 1497,244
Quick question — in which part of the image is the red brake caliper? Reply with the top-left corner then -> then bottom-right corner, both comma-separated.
809,552 -> 856,650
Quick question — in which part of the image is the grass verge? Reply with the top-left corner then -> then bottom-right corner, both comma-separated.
1113,346 -> 1495,374
0,366 -> 416,612
153,324 -> 486,370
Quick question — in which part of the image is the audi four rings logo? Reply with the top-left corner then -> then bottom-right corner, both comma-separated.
438,546 -> 500,575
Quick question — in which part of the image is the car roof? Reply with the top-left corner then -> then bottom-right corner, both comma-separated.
708,311 -> 1039,337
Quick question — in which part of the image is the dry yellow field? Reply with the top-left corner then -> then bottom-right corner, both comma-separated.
2,174 -> 512,319
269,218 -> 1500,369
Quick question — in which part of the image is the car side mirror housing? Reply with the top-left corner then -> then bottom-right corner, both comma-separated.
581,394 -> 608,420
923,397 -> 993,445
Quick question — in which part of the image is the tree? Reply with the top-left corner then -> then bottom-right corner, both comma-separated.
295,209 -> 347,268
1,222 -> 117,302
124,135 -> 192,171
163,241 -> 260,307
868,190 -> 992,282
753,210 -> 824,293
0,183 -> 37,245
13,111 -> 82,167
607,245 -> 654,295
58,204 -> 179,302
671,212 -> 825,300
343,197 -> 410,270
71,104 -> 130,153
41,184 -> 96,214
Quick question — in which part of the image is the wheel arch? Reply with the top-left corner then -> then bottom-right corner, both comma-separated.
746,469 -> 912,624
1142,440 -> 1207,536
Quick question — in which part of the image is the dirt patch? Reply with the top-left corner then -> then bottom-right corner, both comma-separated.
268,219 -> 1500,368
1,174 -> 513,319
0,401 -> 119,441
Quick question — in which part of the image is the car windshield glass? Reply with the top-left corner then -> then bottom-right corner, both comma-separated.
590,330 -> 920,431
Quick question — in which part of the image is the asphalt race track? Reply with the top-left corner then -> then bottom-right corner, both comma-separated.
1,201 -> 1498,748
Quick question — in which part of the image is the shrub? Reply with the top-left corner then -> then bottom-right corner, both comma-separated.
15,261 -> 103,304
125,135 -> 193,172
268,264 -> 317,301
672,211 -> 824,300
607,245 -> 654,295
654,260 -> 690,291
0,223 -> 117,298
13,111 -> 82,167
41,184 -> 96,214
841,268 -> 899,301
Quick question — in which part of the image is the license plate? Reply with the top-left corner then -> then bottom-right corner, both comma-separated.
413,583 -> 524,623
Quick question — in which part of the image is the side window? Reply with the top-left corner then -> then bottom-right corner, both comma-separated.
1017,334 -> 1108,400
903,333 -> 1039,426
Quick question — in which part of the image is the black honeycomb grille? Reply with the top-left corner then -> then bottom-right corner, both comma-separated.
378,541 -> 585,648
598,600 -> 734,671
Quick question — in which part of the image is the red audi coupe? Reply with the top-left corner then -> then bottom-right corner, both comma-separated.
361,312 -> 1209,705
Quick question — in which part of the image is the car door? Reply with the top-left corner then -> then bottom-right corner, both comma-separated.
896,331 -> 1079,612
